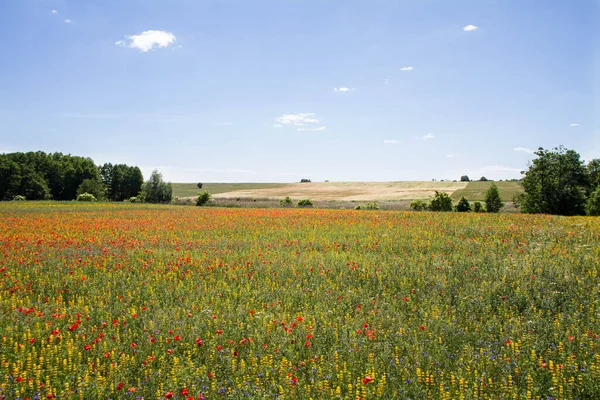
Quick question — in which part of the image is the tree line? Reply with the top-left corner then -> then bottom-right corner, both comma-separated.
0,152 -> 172,203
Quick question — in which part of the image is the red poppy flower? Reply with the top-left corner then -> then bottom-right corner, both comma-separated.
164,391 -> 173,398
180,388 -> 189,396
362,376 -> 374,384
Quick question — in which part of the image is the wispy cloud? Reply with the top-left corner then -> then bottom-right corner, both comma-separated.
276,113 -> 320,126
513,147 -> 534,154
383,140 -> 401,144
570,123 -> 580,127
297,126 -> 326,132
400,66 -> 414,71
422,133 -> 435,140
334,87 -> 355,92
51,10 -> 58,15
64,19 -> 73,24
384,79 -> 390,85
446,154 -> 454,158
116,30 -> 177,52
213,122 -> 234,126
273,124 -> 283,128
463,24 -> 479,31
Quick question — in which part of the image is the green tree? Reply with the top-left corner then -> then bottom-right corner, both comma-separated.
142,170 -> 173,204
455,196 -> 471,212
484,183 -> 504,213
0,156 -> 22,200
586,187 -> 600,216
428,191 -> 453,211
587,158 -> 600,191
77,178 -> 106,200
520,146 -> 589,215
460,175 -> 470,182
196,190 -> 212,206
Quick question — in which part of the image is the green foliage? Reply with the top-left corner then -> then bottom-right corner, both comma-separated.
142,170 -> 173,204
76,192 -> 97,202
355,202 -> 379,210
479,176 -> 488,181
455,196 -> 471,212
587,158 -> 600,191
100,163 -> 144,202
196,190 -> 212,206
279,196 -> 294,207
12,195 -> 26,201
409,199 -> 428,211
473,201 -> 483,213
428,191 -> 453,212
520,146 -> 589,215
300,179 -> 311,183
586,187 -> 600,216
76,178 -> 106,201
0,152 -> 144,201
460,175 -> 470,182
296,199 -> 313,207
484,182 -> 504,213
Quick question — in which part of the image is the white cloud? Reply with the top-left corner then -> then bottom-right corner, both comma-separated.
384,79 -> 390,84
446,154 -> 454,158
116,30 -> 177,52
513,147 -> 534,154
64,19 -> 73,24
400,66 -> 414,71
570,123 -> 580,127
297,126 -> 326,132
463,25 -> 479,31
383,140 -> 400,144
334,87 -> 355,92
273,124 -> 283,128
51,10 -> 58,15
422,133 -> 435,140
276,113 -> 319,126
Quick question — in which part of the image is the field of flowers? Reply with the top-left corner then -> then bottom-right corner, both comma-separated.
1,202 -> 599,399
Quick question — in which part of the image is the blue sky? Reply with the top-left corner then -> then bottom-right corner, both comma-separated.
0,0 -> 597,182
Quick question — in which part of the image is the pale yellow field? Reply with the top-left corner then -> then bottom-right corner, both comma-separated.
213,181 -> 468,201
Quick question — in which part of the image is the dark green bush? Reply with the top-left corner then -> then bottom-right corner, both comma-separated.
196,190 -> 212,206
297,199 -> 313,207
428,191 -> 453,212
455,196 -> 471,212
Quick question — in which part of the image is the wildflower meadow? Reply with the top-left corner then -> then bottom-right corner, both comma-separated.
1,202 -> 599,399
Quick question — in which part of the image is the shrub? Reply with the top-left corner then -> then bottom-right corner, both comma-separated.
196,190 -> 212,206
455,196 -> 471,212
76,178 -> 106,201
355,202 -> 379,210
197,182 -> 203,189
297,199 -> 313,207
128,192 -> 146,203
484,183 -> 504,213
409,199 -> 427,211
586,187 -> 600,216
473,201 -> 483,213
12,195 -> 26,201
479,176 -> 489,182
76,193 -> 97,202
300,179 -> 312,183
428,191 -> 453,212
279,196 -> 294,207
460,175 -> 470,182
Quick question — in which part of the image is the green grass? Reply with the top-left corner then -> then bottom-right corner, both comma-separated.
172,182 -> 287,198
451,181 -> 523,201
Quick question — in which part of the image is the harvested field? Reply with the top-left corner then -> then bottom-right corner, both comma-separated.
213,181 -> 468,201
